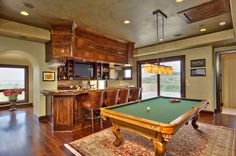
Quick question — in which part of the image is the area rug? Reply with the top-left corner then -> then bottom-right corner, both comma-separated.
64,123 -> 235,156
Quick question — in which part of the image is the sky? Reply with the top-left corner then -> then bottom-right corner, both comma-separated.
0,68 -> 24,81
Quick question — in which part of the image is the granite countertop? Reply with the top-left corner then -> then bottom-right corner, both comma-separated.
41,89 -> 89,96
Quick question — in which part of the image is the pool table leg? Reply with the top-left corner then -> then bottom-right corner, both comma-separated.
191,114 -> 199,129
153,140 -> 167,156
111,125 -> 123,147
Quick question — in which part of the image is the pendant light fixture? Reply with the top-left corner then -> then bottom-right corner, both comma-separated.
143,7 -> 174,75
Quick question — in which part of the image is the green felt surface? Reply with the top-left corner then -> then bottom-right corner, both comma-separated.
108,97 -> 202,124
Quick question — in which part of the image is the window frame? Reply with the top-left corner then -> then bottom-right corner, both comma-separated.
0,64 -> 29,104
122,67 -> 133,80
137,55 -> 185,98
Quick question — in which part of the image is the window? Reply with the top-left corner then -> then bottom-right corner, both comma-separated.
123,67 -> 132,80
141,64 -> 158,99
159,61 -> 181,98
138,55 -> 185,99
0,65 -> 28,104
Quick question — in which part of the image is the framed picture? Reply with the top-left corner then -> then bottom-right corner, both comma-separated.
191,68 -> 206,76
42,71 -> 55,81
190,59 -> 206,67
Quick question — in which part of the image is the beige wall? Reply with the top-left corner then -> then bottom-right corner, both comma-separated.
0,36 -> 57,117
0,57 -> 33,103
107,70 -> 136,87
135,46 -> 215,111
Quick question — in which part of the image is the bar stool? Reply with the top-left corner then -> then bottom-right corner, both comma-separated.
81,90 -> 104,133
118,88 -> 130,104
129,87 -> 142,102
104,89 -> 120,107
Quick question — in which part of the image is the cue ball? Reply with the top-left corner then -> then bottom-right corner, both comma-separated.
146,107 -> 150,111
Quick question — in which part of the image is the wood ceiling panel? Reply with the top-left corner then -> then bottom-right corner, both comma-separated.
178,0 -> 230,23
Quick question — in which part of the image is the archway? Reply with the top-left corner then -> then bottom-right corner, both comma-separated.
0,50 -> 40,116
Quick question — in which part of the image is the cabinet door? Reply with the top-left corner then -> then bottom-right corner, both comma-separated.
53,96 -> 74,131
52,46 -> 73,57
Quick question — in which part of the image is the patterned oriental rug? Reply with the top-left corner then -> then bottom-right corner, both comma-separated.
65,123 -> 235,156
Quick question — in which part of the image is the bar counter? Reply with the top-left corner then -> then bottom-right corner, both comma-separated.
41,89 -> 91,131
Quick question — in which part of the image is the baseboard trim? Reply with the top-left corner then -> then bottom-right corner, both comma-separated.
200,110 -> 215,116
0,103 -> 33,111
39,115 -> 50,121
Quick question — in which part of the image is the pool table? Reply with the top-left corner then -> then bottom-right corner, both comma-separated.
100,97 -> 208,156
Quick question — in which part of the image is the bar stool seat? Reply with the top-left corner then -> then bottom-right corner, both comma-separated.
118,88 -> 130,104
129,87 -> 142,102
104,89 -> 120,107
81,90 -> 104,133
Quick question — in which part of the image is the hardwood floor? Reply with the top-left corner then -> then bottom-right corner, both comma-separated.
0,108 -> 235,156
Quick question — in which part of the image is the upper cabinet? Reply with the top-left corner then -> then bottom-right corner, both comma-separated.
46,22 -> 77,62
46,22 -> 134,64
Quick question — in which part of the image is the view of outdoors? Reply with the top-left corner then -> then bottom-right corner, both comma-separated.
0,67 -> 25,102
160,61 -> 181,98
141,61 -> 181,99
141,65 -> 158,99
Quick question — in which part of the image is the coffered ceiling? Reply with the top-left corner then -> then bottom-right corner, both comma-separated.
0,0 -> 233,48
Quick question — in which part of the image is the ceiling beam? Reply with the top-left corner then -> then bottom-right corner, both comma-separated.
134,29 -> 234,57
230,0 -> 236,38
0,18 -> 50,43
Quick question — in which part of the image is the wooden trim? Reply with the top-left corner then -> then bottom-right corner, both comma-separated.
199,110 -> 215,116
33,113 -> 50,122
25,66 -> 29,102
181,56 -> 186,98
137,55 -> 186,98
215,50 -> 236,113
38,115 -> 50,121
177,0 -> 230,23
0,102 -> 32,111
0,64 -> 29,104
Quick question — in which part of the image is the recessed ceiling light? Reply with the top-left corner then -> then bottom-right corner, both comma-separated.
219,21 -> 226,26
200,28 -> 207,32
24,2 -> 34,9
20,11 -> 29,16
174,33 -> 183,37
176,0 -> 183,3
124,20 -> 130,24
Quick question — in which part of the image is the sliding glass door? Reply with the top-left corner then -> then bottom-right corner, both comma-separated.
159,61 -> 181,98
138,55 -> 185,99
141,64 -> 158,99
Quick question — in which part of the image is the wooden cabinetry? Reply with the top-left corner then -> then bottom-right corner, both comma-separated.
58,60 -> 74,81
46,22 -> 77,62
41,90 -> 89,131
57,60 -> 113,81
74,29 -> 132,64
96,63 -> 109,79
46,22 -> 134,64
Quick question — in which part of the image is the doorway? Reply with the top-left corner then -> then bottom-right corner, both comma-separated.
217,52 -> 236,115
137,55 -> 185,99
216,50 -> 236,115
